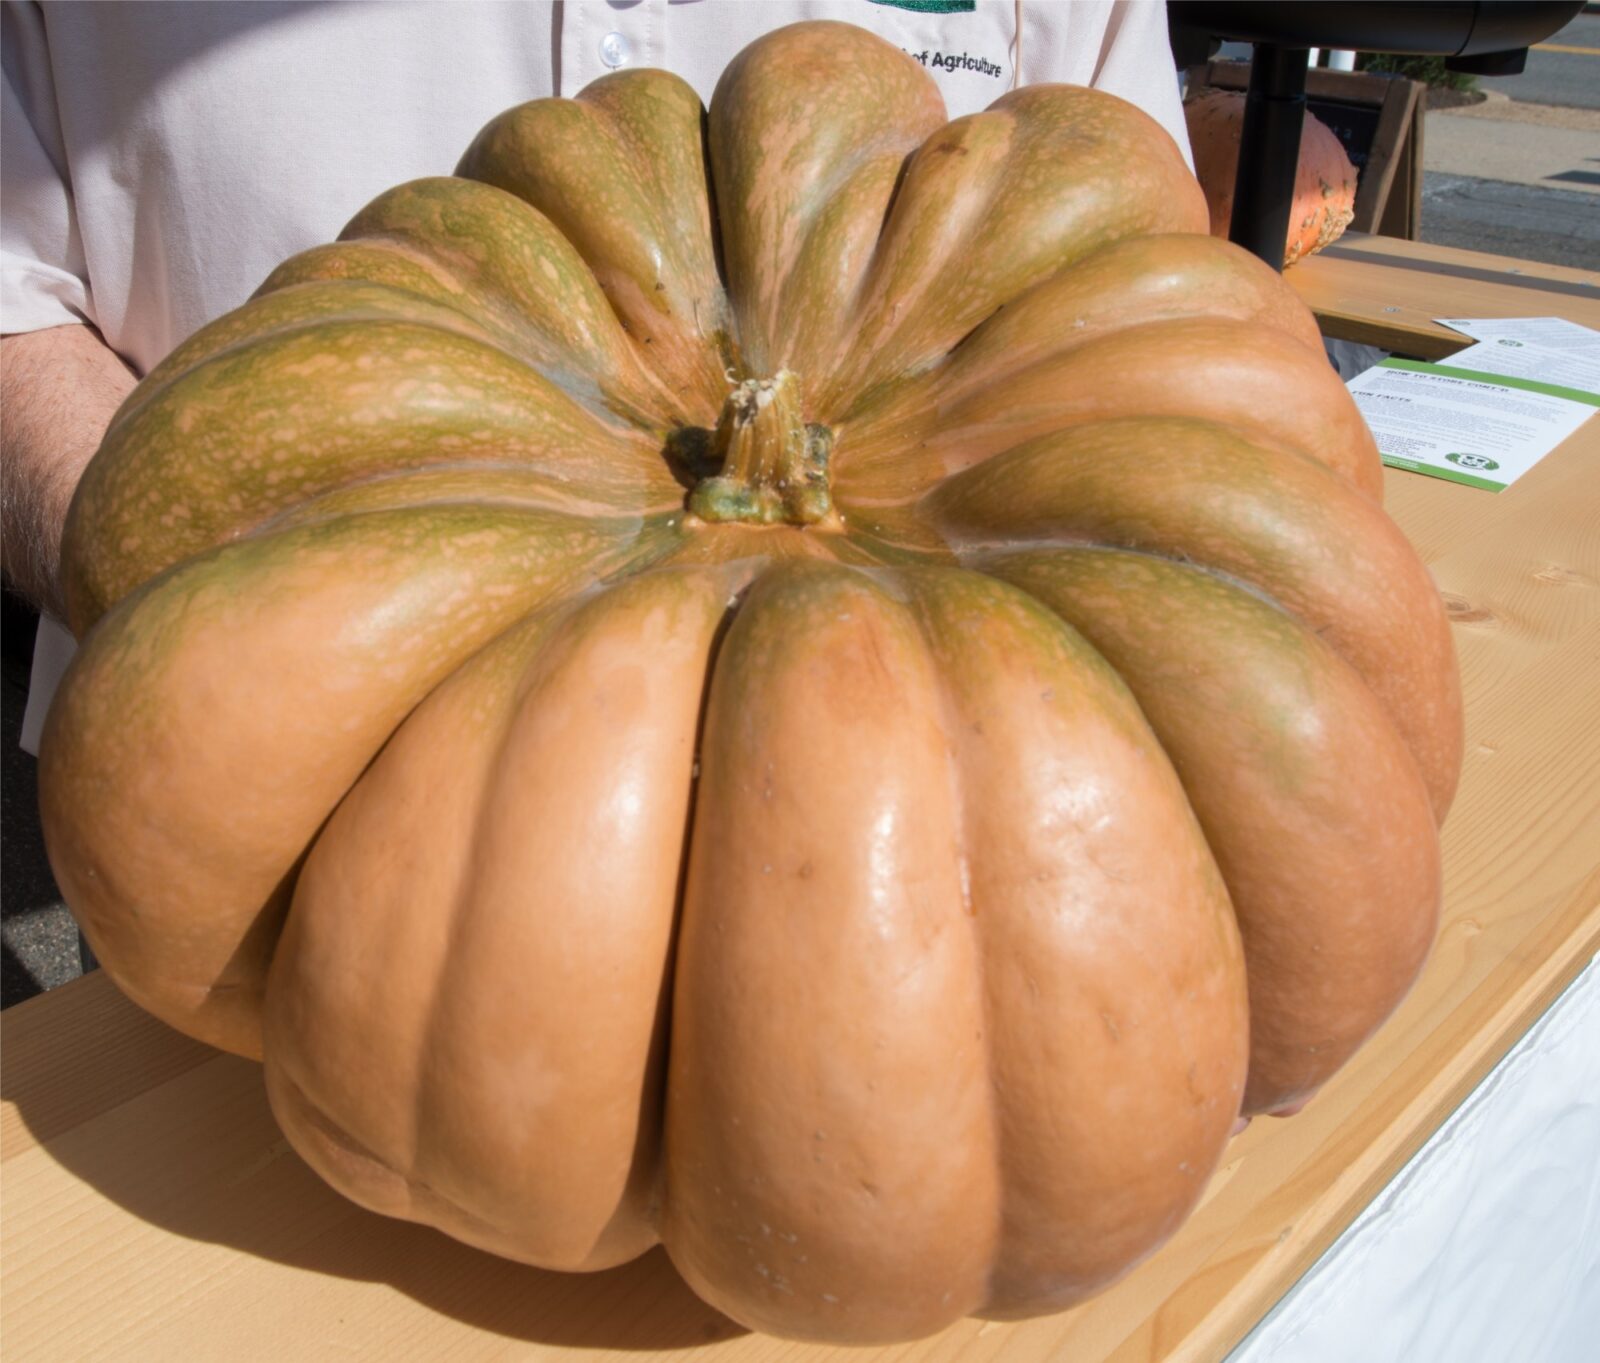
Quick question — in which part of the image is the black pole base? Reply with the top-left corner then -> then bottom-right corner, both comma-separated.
1227,43 -> 1309,271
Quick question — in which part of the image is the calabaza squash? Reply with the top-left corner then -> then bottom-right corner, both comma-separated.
40,20 -> 1461,1344
1185,88 -> 1359,266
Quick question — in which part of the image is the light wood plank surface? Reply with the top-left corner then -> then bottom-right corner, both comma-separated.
5,267 -> 1599,1363
1290,232 -> 1600,357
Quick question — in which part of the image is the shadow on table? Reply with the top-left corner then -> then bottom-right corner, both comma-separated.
1318,241 -> 1600,303
4,983 -> 748,1351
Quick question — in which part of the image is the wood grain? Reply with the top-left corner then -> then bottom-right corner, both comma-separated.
5,260 -> 1599,1362
1290,232 -> 1600,357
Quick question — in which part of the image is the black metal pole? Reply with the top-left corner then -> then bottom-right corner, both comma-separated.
1228,43 -> 1309,271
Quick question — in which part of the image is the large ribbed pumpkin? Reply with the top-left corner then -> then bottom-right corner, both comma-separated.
40,21 -> 1461,1345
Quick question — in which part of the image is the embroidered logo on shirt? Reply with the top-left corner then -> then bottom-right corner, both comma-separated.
868,0 -> 978,13
903,48 -> 1004,78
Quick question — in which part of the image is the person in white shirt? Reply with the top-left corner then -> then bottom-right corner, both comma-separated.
2,0 -> 1191,754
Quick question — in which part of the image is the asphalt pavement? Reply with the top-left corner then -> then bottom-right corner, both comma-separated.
1,616 -> 80,1006
1417,9 -> 1600,268
1423,94 -> 1600,269
1421,173 -> 1600,270
1479,10 -> 1600,110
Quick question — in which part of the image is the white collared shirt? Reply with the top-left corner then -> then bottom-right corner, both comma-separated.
4,0 -> 1190,750
4,0 -> 1188,369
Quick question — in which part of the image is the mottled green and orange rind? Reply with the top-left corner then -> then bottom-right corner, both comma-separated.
265,566 -> 737,1270
667,561 -> 1245,1339
707,20 -> 946,383
64,319 -> 679,629
982,548 -> 1440,1112
458,70 -> 732,415
922,416 -> 1461,815
41,502 -> 640,1056
819,85 -> 1208,417
332,177 -> 695,426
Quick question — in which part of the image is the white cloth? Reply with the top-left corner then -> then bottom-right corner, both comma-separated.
2,0 -> 1189,370
3,0 -> 1189,752
1227,957 -> 1600,1363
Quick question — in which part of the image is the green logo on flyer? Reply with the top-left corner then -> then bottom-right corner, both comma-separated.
1445,452 -> 1501,472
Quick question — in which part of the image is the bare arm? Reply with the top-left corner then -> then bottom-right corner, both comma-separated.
1,323 -> 137,619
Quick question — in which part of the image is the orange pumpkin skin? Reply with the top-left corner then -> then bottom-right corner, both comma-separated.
1185,89 -> 1359,266
39,21 -> 1460,1344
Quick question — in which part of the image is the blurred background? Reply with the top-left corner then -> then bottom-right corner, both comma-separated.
1201,4 -> 1599,268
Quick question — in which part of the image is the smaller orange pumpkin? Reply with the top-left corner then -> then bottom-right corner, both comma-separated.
1185,89 -> 1358,267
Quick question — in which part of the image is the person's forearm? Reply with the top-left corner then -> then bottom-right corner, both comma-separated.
1,323 -> 137,619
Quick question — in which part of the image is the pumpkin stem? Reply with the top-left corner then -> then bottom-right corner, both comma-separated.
688,371 -> 834,526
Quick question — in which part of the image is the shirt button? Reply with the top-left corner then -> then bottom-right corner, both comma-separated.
599,31 -> 631,68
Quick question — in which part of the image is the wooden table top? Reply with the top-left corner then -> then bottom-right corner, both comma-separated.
5,243 -> 1599,1363
1289,231 -> 1600,359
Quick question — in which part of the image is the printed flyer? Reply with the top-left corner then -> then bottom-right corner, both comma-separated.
1347,318 -> 1599,491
